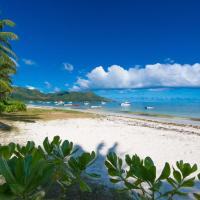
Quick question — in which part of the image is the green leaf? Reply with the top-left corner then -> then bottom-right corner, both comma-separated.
182,177 -> 195,187
173,169 -> 182,183
125,154 -> 132,166
193,193 -> 200,200
43,137 -> 51,154
109,178 -> 121,183
144,157 -> 154,169
158,162 -> 170,180
52,136 -> 61,145
0,158 -> 16,184
108,168 -> 119,176
79,179 -> 92,192
124,181 -> 139,189
198,173 -> 200,181
167,177 -> 177,188
174,190 -> 187,196
86,173 -> 100,178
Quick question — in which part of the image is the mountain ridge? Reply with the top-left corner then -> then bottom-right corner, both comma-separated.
11,87 -> 110,102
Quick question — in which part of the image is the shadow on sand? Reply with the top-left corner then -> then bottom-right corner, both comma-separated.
0,112 -> 41,123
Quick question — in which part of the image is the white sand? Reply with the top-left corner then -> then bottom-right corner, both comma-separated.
1,114 -> 200,187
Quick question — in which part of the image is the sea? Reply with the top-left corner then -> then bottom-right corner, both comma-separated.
30,88 -> 200,119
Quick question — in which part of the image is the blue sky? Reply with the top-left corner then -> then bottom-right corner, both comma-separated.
1,0 -> 200,92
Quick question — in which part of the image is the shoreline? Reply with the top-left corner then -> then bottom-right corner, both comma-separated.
27,104 -> 200,127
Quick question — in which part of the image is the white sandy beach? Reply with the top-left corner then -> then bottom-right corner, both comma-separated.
1,111 -> 200,187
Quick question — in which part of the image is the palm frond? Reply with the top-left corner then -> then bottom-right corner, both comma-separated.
0,19 -> 16,28
0,45 -> 17,58
0,32 -> 18,41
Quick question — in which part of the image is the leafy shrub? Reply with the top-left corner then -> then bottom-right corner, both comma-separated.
0,136 -> 98,200
105,152 -> 199,200
0,102 -> 6,113
4,101 -> 26,113
0,137 -> 200,199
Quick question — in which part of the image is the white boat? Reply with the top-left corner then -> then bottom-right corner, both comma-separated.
145,106 -> 154,110
121,102 -> 131,107
91,106 -> 102,109
64,104 -> 72,106
68,101 -> 72,104
101,101 -> 106,105
56,101 -> 64,105
84,102 -> 90,106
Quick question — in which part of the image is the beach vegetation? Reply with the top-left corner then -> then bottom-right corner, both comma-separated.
0,136 -> 98,200
0,17 -> 27,113
0,18 -> 18,101
105,152 -> 199,200
0,137 -> 199,199
0,100 -> 26,113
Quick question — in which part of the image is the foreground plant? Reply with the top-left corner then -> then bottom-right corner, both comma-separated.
0,136 -> 98,199
105,152 -> 198,200
0,151 -> 52,200
40,136 -> 99,197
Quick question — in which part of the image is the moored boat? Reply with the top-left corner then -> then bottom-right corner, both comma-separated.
121,101 -> 131,107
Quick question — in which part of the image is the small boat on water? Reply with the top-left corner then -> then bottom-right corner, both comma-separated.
84,102 -> 90,106
101,101 -> 106,105
121,102 -> 131,107
91,105 -> 102,109
64,103 -> 73,106
56,101 -> 64,105
145,106 -> 155,110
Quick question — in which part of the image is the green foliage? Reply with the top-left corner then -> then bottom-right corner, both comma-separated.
0,100 -> 26,113
4,101 -> 26,113
105,152 -> 198,200
0,101 -> 5,112
0,18 -> 18,101
39,136 -> 98,196
0,136 -> 98,199
0,137 -> 199,199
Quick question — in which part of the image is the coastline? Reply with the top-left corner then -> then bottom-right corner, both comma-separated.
27,104 -> 200,127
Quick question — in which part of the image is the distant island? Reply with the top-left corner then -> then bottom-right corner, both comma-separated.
11,87 -> 110,102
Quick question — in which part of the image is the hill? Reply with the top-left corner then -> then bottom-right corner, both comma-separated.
10,87 -> 110,102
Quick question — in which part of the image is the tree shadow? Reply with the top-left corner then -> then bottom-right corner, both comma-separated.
0,121 -> 13,132
73,141 -> 119,187
48,142 -> 131,200
0,113 -> 41,123
72,142 -> 200,200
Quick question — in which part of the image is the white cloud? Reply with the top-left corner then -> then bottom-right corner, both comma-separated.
70,85 -> 81,91
63,63 -> 74,72
22,58 -> 36,65
44,81 -> 52,89
71,63 -> 200,90
54,87 -> 60,92
26,85 -> 36,90
164,58 -> 175,63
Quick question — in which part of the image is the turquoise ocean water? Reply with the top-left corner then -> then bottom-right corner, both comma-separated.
94,88 -> 200,118
31,88 -> 200,118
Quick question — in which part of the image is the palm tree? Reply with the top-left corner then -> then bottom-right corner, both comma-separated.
0,19 -> 18,100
